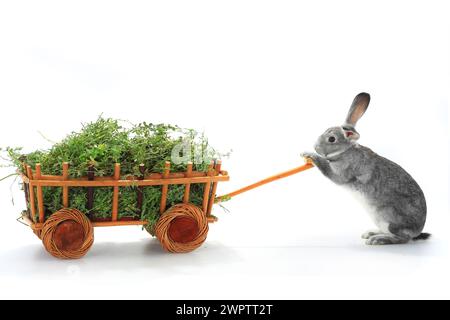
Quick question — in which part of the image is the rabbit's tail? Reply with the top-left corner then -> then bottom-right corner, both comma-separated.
412,233 -> 431,241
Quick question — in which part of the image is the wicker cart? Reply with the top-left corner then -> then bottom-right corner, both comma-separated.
19,160 -> 229,259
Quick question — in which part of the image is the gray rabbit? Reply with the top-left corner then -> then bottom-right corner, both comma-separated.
302,93 -> 429,245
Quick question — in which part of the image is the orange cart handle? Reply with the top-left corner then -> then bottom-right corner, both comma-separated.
215,160 -> 314,203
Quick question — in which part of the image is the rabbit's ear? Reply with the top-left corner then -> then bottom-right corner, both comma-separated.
345,92 -> 370,127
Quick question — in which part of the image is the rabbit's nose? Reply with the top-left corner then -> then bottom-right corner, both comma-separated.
314,142 -> 320,152
314,142 -> 324,156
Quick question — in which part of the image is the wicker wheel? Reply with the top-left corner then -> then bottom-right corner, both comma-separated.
155,203 -> 208,253
41,208 -> 94,259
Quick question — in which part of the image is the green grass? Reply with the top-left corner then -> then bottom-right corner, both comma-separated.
2,116 -> 223,233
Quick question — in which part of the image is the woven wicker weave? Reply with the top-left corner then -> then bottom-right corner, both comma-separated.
41,208 -> 94,259
155,203 -> 208,253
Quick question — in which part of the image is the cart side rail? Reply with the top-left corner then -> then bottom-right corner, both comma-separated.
22,160 -> 228,226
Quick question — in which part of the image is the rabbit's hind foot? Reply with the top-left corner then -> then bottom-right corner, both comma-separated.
365,234 -> 410,245
361,230 -> 382,239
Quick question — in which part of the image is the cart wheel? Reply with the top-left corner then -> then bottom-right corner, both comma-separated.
155,203 -> 208,253
41,208 -> 94,259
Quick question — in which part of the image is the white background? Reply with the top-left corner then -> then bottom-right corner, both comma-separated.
0,1 -> 449,299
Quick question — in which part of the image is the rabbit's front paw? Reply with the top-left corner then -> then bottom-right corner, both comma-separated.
301,152 -> 319,164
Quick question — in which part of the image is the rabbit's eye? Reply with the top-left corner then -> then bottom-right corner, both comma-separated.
328,136 -> 336,143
